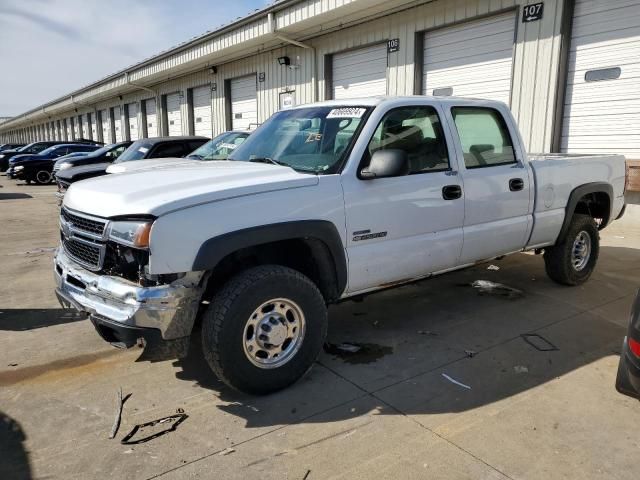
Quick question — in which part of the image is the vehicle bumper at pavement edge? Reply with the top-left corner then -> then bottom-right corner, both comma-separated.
54,247 -> 202,347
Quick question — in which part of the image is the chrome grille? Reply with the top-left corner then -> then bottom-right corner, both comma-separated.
63,238 -> 104,270
61,208 -> 106,236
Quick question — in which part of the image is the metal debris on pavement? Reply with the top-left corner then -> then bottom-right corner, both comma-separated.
521,333 -> 559,351
487,265 -> 500,271
109,388 -> 131,440
120,413 -> 188,445
470,280 -> 524,298
464,350 -> 477,358
441,373 -> 472,390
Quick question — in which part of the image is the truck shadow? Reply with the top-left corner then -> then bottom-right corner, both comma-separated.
0,411 -> 32,480
0,309 -> 85,331
172,245 -> 639,429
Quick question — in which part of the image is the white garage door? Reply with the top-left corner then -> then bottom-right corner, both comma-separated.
166,93 -> 183,136
100,110 -> 111,143
561,0 -> 640,158
192,85 -> 212,136
90,113 -> 97,140
144,98 -> 157,137
231,75 -> 258,131
127,103 -> 140,141
423,12 -> 516,105
113,106 -> 123,142
332,44 -> 388,99
82,115 -> 90,139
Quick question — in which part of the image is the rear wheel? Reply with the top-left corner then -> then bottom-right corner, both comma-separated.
35,170 -> 52,185
201,265 -> 328,395
544,214 -> 599,286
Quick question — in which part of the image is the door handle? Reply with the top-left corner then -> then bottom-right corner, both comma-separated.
509,178 -> 524,192
442,185 -> 462,200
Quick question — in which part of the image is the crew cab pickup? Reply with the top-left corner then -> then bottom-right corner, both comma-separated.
54,96 -> 626,395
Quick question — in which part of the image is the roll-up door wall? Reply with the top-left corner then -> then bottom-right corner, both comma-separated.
191,85 -> 213,136
165,93 -> 183,136
230,75 -> 258,131
126,103 -> 140,141
332,44 -> 388,99
422,12 -> 516,105
144,98 -> 158,138
561,0 -> 640,158
100,109 -> 111,143
112,106 -> 123,142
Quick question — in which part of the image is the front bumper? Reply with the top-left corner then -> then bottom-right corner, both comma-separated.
616,338 -> 640,399
54,248 -> 203,343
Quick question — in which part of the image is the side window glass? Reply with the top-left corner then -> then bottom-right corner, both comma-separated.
366,106 -> 450,174
451,107 -> 516,169
150,143 -> 184,158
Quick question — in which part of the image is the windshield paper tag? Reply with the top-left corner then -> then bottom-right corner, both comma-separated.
219,143 -> 237,150
327,108 -> 366,119
138,147 -> 149,153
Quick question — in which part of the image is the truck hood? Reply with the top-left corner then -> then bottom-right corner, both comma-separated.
106,157 -> 195,174
63,161 -> 319,217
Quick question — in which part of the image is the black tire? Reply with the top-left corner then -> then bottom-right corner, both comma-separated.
544,214 -> 599,286
35,170 -> 52,185
201,265 -> 328,395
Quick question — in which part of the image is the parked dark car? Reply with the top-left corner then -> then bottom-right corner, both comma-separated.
616,291 -> 640,401
53,141 -> 132,175
0,143 -> 24,152
0,140 -> 99,171
55,136 -> 208,192
8,143 -> 101,184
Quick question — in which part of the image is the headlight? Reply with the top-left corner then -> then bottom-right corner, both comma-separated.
108,220 -> 153,248
58,162 -> 72,170
14,165 -> 24,171
0,154 -> 5,158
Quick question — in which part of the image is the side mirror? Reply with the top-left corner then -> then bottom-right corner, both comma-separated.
360,149 -> 409,179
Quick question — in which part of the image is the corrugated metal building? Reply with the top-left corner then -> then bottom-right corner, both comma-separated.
1,0 -> 638,164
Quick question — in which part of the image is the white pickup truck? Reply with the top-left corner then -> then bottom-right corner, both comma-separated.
54,96 -> 627,394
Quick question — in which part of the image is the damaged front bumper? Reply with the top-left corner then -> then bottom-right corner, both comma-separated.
54,247 -> 204,348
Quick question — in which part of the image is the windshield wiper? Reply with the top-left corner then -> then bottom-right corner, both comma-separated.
247,157 -> 287,167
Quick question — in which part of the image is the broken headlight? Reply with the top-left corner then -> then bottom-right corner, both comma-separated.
108,220 -> 153,249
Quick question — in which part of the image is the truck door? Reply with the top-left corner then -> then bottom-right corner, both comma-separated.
342,104 -> 464,293
447,105 -> 532,263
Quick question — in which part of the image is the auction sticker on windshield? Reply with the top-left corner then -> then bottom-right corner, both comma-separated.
219,143 -> 238,150
327,108 -> 366,119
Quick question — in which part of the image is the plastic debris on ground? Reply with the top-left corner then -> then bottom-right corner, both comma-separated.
514,365 -> 529,374
487,264 -> 500,271
470,280 -> 524,298
441,373 -> 472,390
219,447 -> 236,456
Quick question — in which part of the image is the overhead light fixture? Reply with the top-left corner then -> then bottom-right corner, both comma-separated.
277,56 -> 291,66
209,66 -> 217,74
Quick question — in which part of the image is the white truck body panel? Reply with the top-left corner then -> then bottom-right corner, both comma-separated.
62,96 -> 627,297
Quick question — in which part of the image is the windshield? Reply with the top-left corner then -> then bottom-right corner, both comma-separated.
228,106 -> 370,174
187,132 -> 249,160
115,141 -> 153,162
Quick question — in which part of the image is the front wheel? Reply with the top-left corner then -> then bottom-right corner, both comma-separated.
35,170 -> 52,185
201,265 -> 328,395
544,214 -> 599,286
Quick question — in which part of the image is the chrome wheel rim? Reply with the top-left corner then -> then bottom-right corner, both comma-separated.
571,231 -> 591,271
36,170 -> 51,184
243,298 -> 306,369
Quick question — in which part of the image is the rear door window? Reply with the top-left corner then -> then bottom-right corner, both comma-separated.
451,107 -> 516,169
150,142 -> 186,158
